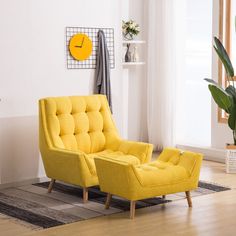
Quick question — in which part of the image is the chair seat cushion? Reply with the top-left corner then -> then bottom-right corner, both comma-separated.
134,160 -> 189,187
85,150 -> 140,175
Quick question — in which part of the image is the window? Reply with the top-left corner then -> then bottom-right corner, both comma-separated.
176,0 -> 212,146
218,0 -> 236,122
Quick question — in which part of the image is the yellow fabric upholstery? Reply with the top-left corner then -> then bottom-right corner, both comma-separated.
94,148 -> 203,201
39,95 -> 153,188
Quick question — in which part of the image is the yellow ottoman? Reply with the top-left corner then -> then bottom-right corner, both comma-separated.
94,148 -> 203,218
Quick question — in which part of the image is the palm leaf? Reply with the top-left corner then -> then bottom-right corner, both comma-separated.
214,37 -> 234,77
205,78 -> 229,94
226,85 -> 236,103
204,78 -> 219,85
228,105 -> 236,130
208,84 -> 233,113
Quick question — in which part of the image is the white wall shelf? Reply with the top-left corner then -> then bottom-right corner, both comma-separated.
122,62 -> 145,66
122,40 -> 146,44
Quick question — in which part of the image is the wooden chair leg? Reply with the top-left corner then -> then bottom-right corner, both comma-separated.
185,191 -> 192,207
83,187 -> 88,203
48,179 -> 55,193
130,201 -> 136,219
105,193 -> 112,209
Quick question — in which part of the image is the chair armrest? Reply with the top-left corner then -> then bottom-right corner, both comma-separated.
94,157 -> 137,199
118,140 -> 153,163
48,147 -> 85,157
41,147 -> 89,185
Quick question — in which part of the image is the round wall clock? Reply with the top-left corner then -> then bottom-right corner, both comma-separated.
69,33 -> 93,61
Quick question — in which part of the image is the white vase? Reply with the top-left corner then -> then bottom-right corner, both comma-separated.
123,32 -> 135,40
132,46 -> 139,62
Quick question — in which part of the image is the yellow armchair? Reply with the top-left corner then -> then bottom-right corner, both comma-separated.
95,148 -> 203,218
39,95 -> 153,202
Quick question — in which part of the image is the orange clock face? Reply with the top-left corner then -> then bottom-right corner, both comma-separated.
69,33 -> 92,61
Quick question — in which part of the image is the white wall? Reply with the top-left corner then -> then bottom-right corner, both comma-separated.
0,0 -> 228,186
211,0 -> 232,149
122,0 -> 148,141
0,0 -> 125,184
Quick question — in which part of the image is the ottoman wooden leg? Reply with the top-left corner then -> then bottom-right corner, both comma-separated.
48,179 -> 55,193
185,191 -> 192,207
83,187 -> 88,203
162,195 -> 166,199
105,193 -> 112,209
130,201 -> 136,219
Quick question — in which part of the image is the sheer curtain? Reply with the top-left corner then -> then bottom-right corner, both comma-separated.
146,0 -> 181,150
146,0 -> 212,149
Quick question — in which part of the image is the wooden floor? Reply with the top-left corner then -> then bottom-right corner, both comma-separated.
1,160 -> 236,236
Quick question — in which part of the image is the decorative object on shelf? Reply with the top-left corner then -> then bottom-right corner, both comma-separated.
122,20 -> 140,40
69,33 -> 92,61
122,40 -> 146,66
66,27 -> 115,69
132,45 -> 139,62
125,43 -> 132,62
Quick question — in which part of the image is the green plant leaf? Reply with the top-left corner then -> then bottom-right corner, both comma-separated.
214,37 -> 234,77
205,78 -> 228,94
228,105 -> 236,130
204,78 -> 219,85
208,84 -> 233,113
226,85 -> 236,103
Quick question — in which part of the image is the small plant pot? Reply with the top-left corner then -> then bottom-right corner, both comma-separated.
226,143 -> 236,150
226,144 -> 236,173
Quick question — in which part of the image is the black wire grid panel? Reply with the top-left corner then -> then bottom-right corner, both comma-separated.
66,27 -> 115,69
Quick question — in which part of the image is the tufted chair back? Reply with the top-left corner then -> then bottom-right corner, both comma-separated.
39,95 -> 120,154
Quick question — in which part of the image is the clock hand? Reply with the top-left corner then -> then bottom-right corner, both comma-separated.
74,37 -> 85,48
80,37 -> 85,47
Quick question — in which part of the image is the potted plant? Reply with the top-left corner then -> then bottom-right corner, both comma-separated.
122,20 -> 140,40
205,36 -> 236,173
205,37 -> 236,148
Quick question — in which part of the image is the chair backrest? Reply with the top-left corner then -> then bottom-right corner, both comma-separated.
39,95 -> 120,154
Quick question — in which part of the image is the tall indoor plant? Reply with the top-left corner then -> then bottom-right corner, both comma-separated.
205,36 -> 236,145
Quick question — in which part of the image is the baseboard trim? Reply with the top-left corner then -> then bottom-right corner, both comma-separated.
0,176 -> 49,189
176,144 -> 226,163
